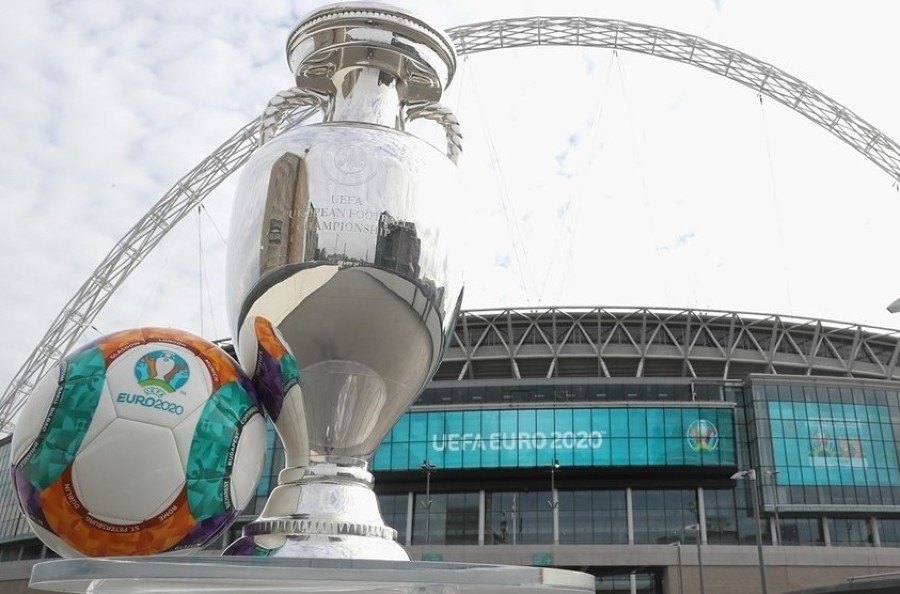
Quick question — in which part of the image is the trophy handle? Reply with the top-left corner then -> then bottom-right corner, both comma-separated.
405,101 -> 462,164
260,87 -> 332,145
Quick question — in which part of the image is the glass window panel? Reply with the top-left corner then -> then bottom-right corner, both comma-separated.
628,408 -> 648,437
609,409 -> 628,439
828,517 -> 873,547
517,409 -> 537,468
536,408 -> 556,455
481,409 -> 500,435
663,408 -> 683,456
554,407 -> 574,431
424,412 -> 447,441
571,432 -> 593,467
392,441 -> 409,470
632,489 -> 697,544
393,414 -> 412,442
378,494 -> 408,545
462,410 -> 481,435
780,518 -> 823,546
879,518 -> 900,547
645,408 -> 665,438
705,489 -> 738,545
497,410 -> 518,467
372,441 -> 391,470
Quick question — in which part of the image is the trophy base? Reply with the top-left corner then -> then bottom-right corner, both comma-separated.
29,557 -> 596,594
223,457 -> 409,560
223,532 -> 410,560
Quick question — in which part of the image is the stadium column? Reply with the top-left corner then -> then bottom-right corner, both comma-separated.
626,488 -> 635,544
404,492 -> 414,547
478,491 -> 486,546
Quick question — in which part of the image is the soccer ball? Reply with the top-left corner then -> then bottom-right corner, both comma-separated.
10,327 -> 267,557
235,315 -> 309,468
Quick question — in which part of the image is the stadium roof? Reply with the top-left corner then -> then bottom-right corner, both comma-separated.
436,307 -> 900,382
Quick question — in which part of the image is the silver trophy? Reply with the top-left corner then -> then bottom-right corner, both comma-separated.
223,3 -> 463,559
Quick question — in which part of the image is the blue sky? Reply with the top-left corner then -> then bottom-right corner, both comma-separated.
2,1 -> 900,400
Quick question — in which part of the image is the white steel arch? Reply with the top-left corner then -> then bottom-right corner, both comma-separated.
3,16 -> 900,430
448,17 -> 900,184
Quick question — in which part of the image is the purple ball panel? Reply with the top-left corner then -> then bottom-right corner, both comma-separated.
252,347 -> 285,422
176,509 -> 239,550
12,466 -> 47,528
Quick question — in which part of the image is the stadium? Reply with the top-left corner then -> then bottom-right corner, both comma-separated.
2,306 -> 900,594
4,5 -> 900,594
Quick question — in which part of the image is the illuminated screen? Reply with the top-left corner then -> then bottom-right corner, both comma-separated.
768,401 -> 900,487
372,407 -> 735,471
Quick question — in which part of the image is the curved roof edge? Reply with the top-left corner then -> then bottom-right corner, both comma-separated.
439,306 -> 900,382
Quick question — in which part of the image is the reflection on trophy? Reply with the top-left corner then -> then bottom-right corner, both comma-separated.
223,3 -> 463,559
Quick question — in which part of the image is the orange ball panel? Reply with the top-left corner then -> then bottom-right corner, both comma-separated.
254,317 -> 289,359
40,466 -> 196,557
97,329 -> 146,366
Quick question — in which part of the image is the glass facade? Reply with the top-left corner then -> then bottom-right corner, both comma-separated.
3,376 -> 900,564
753,382 -> 900,507
413,492 -> 480,545
631,489 -> 698,545
377,488 -> 900,551
373,406 -> 736,471
768,400 -> 900,487
558,489 -> 628,544
377,486 -> 900,549
362,379 -> 900,550
484,491 -> 552,545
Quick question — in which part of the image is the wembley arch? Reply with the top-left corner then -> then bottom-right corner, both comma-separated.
3,16 -> 899,428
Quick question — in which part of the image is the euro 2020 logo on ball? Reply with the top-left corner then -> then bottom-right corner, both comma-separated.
135,350 -> 190,395
115,349 -> 193,417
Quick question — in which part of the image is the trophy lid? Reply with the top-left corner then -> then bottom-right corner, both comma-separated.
286,2 -> 456,103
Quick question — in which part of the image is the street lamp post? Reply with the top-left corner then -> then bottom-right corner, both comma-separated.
685,524 -> 705,594
548,459 -> 561,508
547,459 -> 560,545
766,470 -> 781,545
420,459 -> 436,545
732,469 -> 768,594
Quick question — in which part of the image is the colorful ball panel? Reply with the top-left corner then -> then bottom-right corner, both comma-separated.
237,316 -> 300,422
236,316 -> 308,467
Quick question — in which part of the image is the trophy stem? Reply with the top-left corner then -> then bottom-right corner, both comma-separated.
223,456 -> 409,560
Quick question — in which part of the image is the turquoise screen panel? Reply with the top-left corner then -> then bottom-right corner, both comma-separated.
768,401 -> 900,487
372,406 -> 735,471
